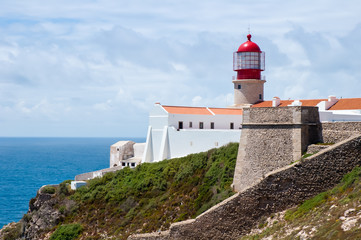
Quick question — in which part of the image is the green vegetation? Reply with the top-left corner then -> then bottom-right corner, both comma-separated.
51,143 -> 239,239
241,166 -> 361,240
41,186 -> 56,194
1,223 -> 22,240
50,223 -> 83,240
315,142 -> 334,145
301,153 -> 314,159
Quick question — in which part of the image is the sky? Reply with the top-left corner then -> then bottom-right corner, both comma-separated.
1,0 -> 361,137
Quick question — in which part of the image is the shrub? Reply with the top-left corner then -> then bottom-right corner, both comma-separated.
58,182 -> 70,197
2,222 -> 22,240
50,223 -> 83,240
42,186 -> 56,194
59,205 -> 66,214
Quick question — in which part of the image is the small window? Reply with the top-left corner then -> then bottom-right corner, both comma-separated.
230,122 -> 234,129
210,122 -> 214,129
199,122 -> 204,129
178,121 -> 183,130
238,84 -> 241,89
189,122 -> 193,128
259,94 -> 262,100
117,148 -> 119,151
131,163 -> 136,167
122,162 -> 126,166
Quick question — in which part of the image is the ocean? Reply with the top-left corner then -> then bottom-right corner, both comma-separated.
0,137 -> 145,228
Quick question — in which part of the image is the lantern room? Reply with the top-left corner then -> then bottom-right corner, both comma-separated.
233,34 -> 265,80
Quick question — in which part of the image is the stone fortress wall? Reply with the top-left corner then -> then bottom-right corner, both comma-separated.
322,121 -> 361,143
233,106 -> 322,192
129,108 -> 361,240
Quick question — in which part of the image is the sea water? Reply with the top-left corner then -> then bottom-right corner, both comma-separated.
0,137 -> 145,227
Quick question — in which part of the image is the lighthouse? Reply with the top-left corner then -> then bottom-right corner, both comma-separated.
232,34 -> 265,107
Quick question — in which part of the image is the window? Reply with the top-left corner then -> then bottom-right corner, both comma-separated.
122,162 -> 126,167
210,122 -> 214,129
178,121 -> 183,130
230,122 -> 234,129
189,122 -> 193,128
259,94 -> 262,100
131,163 -> 136,167
199,122 -> 204,129
237,84 -> 241,89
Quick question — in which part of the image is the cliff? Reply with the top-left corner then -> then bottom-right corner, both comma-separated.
0,143 -> 239,240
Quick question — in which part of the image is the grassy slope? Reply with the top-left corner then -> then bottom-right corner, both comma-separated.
241,166 -> 361,240
58,142 -> 239,239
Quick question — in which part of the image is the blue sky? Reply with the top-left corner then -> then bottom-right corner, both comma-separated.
1,0 -> 361,137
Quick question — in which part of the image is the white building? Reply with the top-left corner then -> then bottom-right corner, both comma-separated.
110,34 -> 361,169
142,104 -> 243,163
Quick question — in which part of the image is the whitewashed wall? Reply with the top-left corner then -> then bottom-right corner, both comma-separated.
319,110 -> 361,122
143,104 -> 243,162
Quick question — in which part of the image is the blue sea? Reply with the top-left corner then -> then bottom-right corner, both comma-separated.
0,137 -> 145,228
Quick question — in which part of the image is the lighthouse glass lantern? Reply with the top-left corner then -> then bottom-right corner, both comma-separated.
233,34 -> 265,80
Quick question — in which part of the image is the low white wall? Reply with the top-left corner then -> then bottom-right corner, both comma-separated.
167,128 -> 241,159
134,143 -> 145,158
145,127 -> 241,162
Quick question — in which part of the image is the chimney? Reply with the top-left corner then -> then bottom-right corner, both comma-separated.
272,97 -> 280,107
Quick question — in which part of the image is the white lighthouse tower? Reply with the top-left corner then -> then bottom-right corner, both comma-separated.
232,34 -> 265,107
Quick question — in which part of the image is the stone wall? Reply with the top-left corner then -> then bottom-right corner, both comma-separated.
233,106 -> 322,192
129,134 -> 361,239
322,122 -> 361,143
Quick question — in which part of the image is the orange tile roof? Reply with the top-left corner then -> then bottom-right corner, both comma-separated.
162,105 -> 243,115
300,99 -> 327,106
209,108 -> 243,115
252,99 -> 326,108
162,106 -> 212,115
328,98 -> 361,110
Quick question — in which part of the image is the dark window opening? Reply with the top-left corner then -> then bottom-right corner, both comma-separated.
199,122 -> 204,129
122,162 -> 126,166
131,163 -> 136,167
259,94 -> 262,100
238,84 -> 241,89
211,122 -> 214,129
230,122 -> 234,129
189,122 -> 192,128
178,121 -> 183,130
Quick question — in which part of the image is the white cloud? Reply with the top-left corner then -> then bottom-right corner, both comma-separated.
1,0 -> 361,136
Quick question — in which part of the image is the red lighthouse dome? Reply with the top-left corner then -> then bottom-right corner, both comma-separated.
233,34 -> 265,80
237,34 -> 261,52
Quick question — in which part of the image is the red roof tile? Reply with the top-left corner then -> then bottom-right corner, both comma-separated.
328,98 -> 361,110
209,108 -> 243,115
162,106 -> 243,115
162,106 -> 212,115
